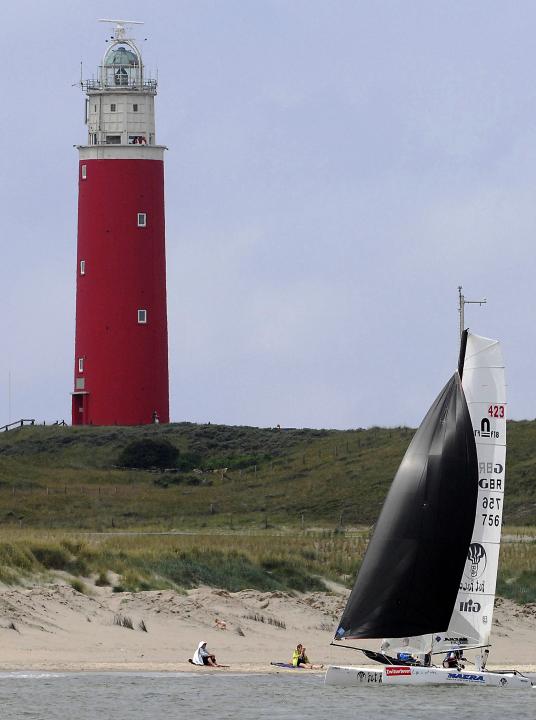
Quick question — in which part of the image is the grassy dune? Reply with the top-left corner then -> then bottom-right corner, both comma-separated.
0,527 -> 534,604
0,420 -> 535,530
0,528 -> 367,593
0,422 -> 535,602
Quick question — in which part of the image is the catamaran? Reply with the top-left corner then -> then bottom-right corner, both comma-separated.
325,331 -> 533,689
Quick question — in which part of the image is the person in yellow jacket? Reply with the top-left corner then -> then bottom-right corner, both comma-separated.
292,643 -> 315,668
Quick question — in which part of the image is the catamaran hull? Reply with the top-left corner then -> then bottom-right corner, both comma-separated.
325,665 -> 533,689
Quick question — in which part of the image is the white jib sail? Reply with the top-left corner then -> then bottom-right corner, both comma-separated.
434,333 -> 506,653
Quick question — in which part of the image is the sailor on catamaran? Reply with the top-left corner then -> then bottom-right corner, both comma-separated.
442,648 -> 465,670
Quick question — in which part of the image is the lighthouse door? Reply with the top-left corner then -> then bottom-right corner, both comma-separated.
72,393 -> 89,425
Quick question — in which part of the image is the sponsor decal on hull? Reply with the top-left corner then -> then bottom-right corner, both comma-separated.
356,671 -> 383,684
385,667 -> 412,677
447,673 -> 484,683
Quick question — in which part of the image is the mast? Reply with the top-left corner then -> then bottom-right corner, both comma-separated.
458,286 -> 486,340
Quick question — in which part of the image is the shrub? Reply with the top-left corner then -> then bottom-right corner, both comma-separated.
176,452 -> 202,471
70,578 -> 88,594
118,439 -> 179,470
0,543 -> 36,573
260,558 -> 325,593
114,614 -> 134,629
31,544 -> 89,576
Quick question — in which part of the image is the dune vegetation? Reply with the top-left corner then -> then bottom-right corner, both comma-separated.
0,526 -> 534,604
0,420 -> 535,529
0,421 -> 535,601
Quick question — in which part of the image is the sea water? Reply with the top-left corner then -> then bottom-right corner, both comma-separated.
0,672 -> 534,720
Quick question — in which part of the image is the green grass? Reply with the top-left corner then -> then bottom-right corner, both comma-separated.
0,423 -> 402,529
497,536 -> 536,604
0,420 -> 535,529
0,527 -> 535,602
0,528 -> 363,593
1,420 -> 536,602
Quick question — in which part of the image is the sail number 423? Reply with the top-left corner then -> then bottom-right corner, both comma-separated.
488,405 -> 505,418
482,514 -> 501,527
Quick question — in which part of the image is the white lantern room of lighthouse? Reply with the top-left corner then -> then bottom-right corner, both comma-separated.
83,20 -> 157,148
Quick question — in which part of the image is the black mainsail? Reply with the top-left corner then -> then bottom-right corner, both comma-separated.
334,372 -> 478,640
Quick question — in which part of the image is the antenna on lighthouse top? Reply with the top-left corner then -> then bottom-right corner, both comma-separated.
98,19 -> 144,41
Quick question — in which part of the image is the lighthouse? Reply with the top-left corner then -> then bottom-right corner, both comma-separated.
72,20 -> 169,426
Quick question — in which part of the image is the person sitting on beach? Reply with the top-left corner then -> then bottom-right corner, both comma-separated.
291,643 -> 323,669
191,641 -> 219,667
292,643 -> 310,668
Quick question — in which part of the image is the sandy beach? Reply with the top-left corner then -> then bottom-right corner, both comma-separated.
0,579 -> 534,673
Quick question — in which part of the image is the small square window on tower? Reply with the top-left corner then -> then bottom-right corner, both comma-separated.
110,103 -> 116,112
137,212 -> 147,227
133,104 -> 138,112
80,260 -> 86,275
138,309 -> 147,324
81,164 -> 87,180
78,357 -> 84,373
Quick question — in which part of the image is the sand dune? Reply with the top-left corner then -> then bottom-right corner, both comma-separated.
0,581 -> 534,672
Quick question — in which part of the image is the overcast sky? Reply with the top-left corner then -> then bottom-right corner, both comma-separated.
1,1 -> 535,429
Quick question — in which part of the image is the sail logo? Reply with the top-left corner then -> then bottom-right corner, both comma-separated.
447,673 -> 484,683
474,418 -> 500,439
481,418 -> 491,438
459,599 -> 481,613
464,543 -> 487,580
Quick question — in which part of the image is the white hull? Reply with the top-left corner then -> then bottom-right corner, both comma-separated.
325,665 -> 533,689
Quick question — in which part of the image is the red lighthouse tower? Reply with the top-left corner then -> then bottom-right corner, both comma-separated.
72,20 -> 169,426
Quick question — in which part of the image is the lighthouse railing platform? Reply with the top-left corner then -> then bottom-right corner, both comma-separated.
83,78 -> 157,93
